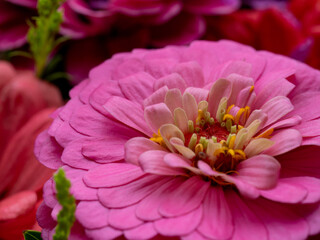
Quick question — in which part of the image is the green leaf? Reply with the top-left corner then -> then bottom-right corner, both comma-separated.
53,168 -> 76,240
23,230 -> 43,240
27,0 -> 65,77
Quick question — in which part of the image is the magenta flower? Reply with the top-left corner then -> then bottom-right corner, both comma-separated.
36,40 -> 320,239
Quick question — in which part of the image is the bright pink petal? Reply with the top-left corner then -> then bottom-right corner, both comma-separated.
124,222 -> 157,240
139,150 -> 185,176
75,201 -> 108,229
287,92 -> 320,121
104,96 -> 152,136
82,137 -> 128,163
125,137 -> 167,165
254,78 -> 295,109
154,73 -> 187,92
219,60 -> 252,79
225,191 -> 268,240
98,175 -> 171,208
155,206 -> 203,236
198,187 -> 233,239
260,179 -> 308,203
63,166 -> 97,200
119,72 -> 155,104
135,178 -> 184,221
84,163 -> 145,188
293,119 -> 320,137
260,96 -> 294,127
61,140 -> 99,170
108,204 -> 142,230
247,197 -> 309,240
159,176 -> 210,217
236,154 -> 280,190
174,61 -> 205,88
263,129 -> 302,156
227,73 -> 254,105
85,226 -> 122,240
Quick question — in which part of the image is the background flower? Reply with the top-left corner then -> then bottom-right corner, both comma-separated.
0,61 -> 62,239
36,40 -> 320,239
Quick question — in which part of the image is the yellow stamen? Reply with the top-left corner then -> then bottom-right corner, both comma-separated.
235,149 -> 246,159
238,125 -> 244,131
244,106 -> 251,121
196,109 -> 204,124
150,129 -> 165,147
227,149 -> 235,157
235,108 -> 245,124
195,143 -> 204,155
256,128 -> 274,139
226,104 -> 235,114
228,135 -> 236,149
223,114 -> 234,122
250,85 -> 254,93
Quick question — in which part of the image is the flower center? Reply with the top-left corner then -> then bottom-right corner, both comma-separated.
148,85 -> 274,183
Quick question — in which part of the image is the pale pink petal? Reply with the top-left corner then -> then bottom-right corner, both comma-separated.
227,73 -> 254,105
85,226 -> 122,240
260,179 -> 308,203
108,204 -> 143,230
144,86 -> 169,108
98,175 -> 171,208
245,109 -> 267,129
124,222 -> 157,240
197,161 -> 220,176
155,206 -> 202,236
236,86 -> 256,108
236,155 -> 280,190
164,88 -> 183,113
144,103 -> 174,133
164,153 -> 200,174
119,72 -> 155,105
104,96 -> 152,136
184,87 -> 209,103
174,61 -> 205,87
75,201 -> 108,229
173,108 -> 189,134
159,176 -> 210,217
207,78 -> 232,116
160,124 -> 185,152
198,187 -> 233,240
135,178 -> 184,221
260,96 -> 294,127
154,73 -> 187,92
182,92 -> 198,121
263,129 -> 302,156
84,163 -> 145,188
225,191 -> 268,240
139,150 -> 185,176
125,137 -> 167,165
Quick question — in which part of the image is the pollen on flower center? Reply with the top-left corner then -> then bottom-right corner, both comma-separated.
147,79 -> 274,184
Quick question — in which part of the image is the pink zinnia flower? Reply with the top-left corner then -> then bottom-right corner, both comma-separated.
36,40 -> 320,239
0,61 -> 63,239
